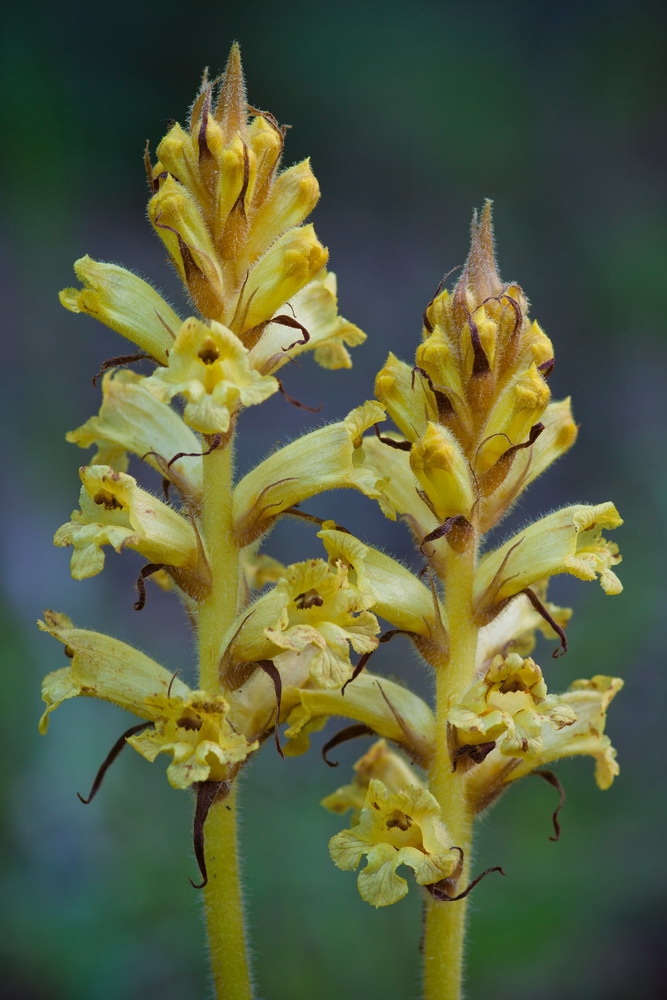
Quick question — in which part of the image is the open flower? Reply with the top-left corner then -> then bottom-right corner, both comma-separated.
54,465 -> 207,597
39,611 -> 258,788
228,558 -> 380,689
326,741 -> 459,907
143,317 -> 278,434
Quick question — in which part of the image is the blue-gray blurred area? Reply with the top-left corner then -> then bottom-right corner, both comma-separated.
2,0 -> 665,997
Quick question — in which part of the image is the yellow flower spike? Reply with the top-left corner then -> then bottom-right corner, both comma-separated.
410,422 -> 475,521
248,270 -> 366,374
475,501 -> 623,619
60,256 -> 181,364
317,524 -> 443,637
54,465 -> 204,585
284,675 -> 435,763
128,691 -> 258,790
322,739 -> 421,818
228,558 -> 380,690
232,401 -> 389,545
143,317 -> 278,435
375,353 -> 434,442
38,612 -> 257,788
238,224 -> 329,332
67,370 -> 204,499
328,774 -> 460,907
448,653 -> 576,761
38,610 -> 190,732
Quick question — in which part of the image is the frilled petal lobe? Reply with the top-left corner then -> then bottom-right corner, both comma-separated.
328,777 -> 459,907
475,502 -> 623,615
60,256 -> 181,364
249,271 -> 366,374
128,691 -> 258,789
144,317 -> 278,434
232,401 -> 389,545
38,610 -> 189,732
54,465 -> 202,581
67,371 -> 203,496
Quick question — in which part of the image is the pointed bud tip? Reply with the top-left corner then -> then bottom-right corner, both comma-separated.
458,199 -> 502,304
215,41 -> 248,139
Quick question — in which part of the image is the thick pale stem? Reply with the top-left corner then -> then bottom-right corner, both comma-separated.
198,440 -> 253,1000
423,541 -> 478,1000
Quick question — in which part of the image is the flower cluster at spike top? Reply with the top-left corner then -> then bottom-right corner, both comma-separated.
41,42 -> 624,994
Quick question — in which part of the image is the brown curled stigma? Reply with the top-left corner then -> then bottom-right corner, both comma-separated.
534,769 -> 566,842
134,563 -> 167,611
190,780 -> 229,889
426,852 -> 506,903
411,366 -> 455,420
522,587 -> 568,658
321,724 -> 375,767
166,433 -> 224,469
341,629 -> 413,695
255,659 -> 284,758
92,352 -> 153,386
274,314 -> 311,352
77,721 -> 151,804
277,380 -> 321,413
373,423 -> 412,451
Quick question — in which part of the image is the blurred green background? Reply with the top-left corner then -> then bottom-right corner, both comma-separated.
2,0 -> 666,997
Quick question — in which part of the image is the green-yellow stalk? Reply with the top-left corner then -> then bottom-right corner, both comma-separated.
423,538 -> 478,1000
198,440 -> 253,1000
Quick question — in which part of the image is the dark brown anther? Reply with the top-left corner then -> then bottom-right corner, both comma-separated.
426,864 -> 505,902
277,379 -> 321,413
190,780 -> 229,889
321,723 -> 375,767
294,589 -> 324,610
92,352 -> 152,386
77,721 -> 151,804
133,563 -> 166,611
411,366 -> 455,420
451,741 -> 496,772
197,340 -> 220,364
534,769 -> 566,842
523,587 -> 568,657
167,434 -> 223,469
538,358 -> 555,379
373,423 -> 412,451
274,314 -> 311,352
256,659 -> 284,758
464,309 -> 491,377
420,515 -> 473,556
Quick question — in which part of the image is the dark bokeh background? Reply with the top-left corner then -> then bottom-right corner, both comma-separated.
2,0 -> 666,997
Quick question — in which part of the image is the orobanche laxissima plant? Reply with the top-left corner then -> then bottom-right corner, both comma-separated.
40,44 -> 624,1000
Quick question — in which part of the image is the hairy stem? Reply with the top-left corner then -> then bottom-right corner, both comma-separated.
198,441 -> 253,1000
423,539 -> 478,1000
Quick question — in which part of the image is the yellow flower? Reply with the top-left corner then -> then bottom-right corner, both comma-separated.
143,317 -> 278,434
232,401 -> 389,545
475,502 -> 623,621
228,558 -> 380,689
326,741 -> 459,907
67,370 -> 203,499
60,256 -> 181,364
54,465 -> 207,597
39,612 -> 257,788
448,653 -> 576,761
